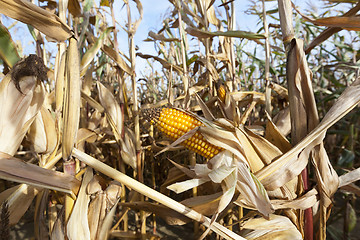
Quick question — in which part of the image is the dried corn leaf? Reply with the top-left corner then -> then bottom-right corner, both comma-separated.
62,37 -> 81,160
77,128 -> 97,144
51,208 -> 65,240
81,90 -> 105,113
181,192 -> 222,216
0,0 -> 72,41
119,127 -> 137,169
271,188 -> 318,210
244,127 -> 283,164
0,153 -> 62,225
294,4 -> 360,31
137,53 -> 183,74
87,192 -> 106,240
186,27 -> 265,39
241,214 -> 302,240
147,30 -> 180,42
67,167 -> 92,240
256,77 -> 360,190
287,38 -> 338,211
80,27 -> 114,77
0,152 -> 80,194
234,128 -> 266,172
265,112 -> 292,153
68,0 -> 81,17
339,167 -> 360,187
102,45 -> 132,75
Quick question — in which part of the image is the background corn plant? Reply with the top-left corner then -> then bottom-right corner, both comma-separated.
0,0 -> 359,239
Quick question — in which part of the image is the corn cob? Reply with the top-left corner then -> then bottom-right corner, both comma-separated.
143,108 -> 223,159
216,82 -> 227,103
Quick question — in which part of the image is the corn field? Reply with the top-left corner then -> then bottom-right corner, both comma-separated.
0,0 -> 360,239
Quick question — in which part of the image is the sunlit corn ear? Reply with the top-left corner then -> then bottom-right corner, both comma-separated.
62,37 -> 81,160
143,107 -> 223,159
27,106 -> 58,156
215,81 -> 240,125
0,54 -> 46,156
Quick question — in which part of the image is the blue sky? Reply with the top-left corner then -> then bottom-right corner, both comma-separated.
2,0 -> 352,76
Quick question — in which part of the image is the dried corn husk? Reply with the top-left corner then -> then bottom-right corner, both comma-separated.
27,106 -> 58,155
0,57 -> 46,155
62,37 -> 81,160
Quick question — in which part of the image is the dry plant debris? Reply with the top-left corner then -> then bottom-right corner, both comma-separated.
0,0 -> 359,239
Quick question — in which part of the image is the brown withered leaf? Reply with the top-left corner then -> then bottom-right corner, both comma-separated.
241,214 -> 302,240
304,2 -> 360,54
256,77 -> 360,191
294,3 -> 360,31
0,152 -> 80,194
181,192 -> 222,216
186,27 -> 265,39
0,0 -> 72,41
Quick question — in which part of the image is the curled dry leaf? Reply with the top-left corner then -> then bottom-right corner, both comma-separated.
304,1 -> 360,53
241,214 -> 302,240
136,53 -> 184,74
294,3 -> 360,31
147,30 -> 180,42
0,0 -> 72,41
186,27 -> 266,40
102,45 -> 132,75
256,77 -> 360,191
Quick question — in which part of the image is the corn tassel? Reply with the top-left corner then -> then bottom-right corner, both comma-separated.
144,108 -> 223,159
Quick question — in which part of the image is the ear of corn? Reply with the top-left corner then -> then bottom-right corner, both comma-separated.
143,108 -> 223,159
216,83 -> 227,103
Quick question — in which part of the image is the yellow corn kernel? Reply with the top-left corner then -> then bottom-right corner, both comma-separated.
216,82 -> 227,103
143,107 -> 223,159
